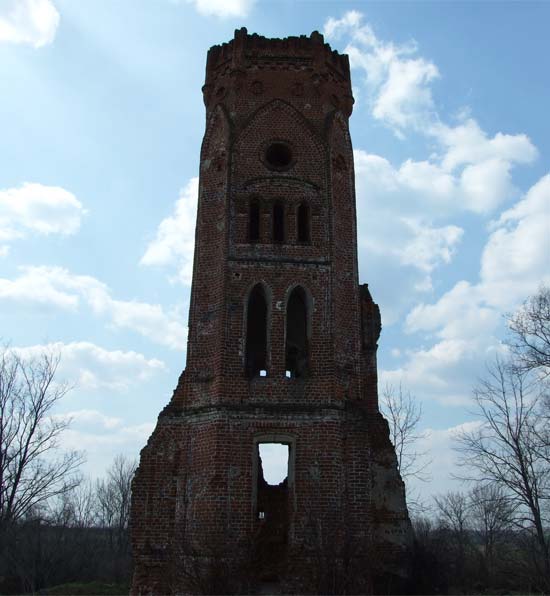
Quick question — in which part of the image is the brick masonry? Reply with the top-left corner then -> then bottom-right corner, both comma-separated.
130,28 -> 411,594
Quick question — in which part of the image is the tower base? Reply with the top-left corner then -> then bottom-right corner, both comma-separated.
130,398 -> 411,595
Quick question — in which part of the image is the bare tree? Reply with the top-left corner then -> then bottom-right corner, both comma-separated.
50,478 -> 98,529
381,384 -> 431,483
96,454 -> 137,563
455,357 -> 550,588
507,284 -> 550,377
434,491 -> 469,536
0,346 -> 84,525
433,491 -> 470,586
468,484 -> 514,579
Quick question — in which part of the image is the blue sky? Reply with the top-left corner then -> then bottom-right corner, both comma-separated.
1,0 -> 549,502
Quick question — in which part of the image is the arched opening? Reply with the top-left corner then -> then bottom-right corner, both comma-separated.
245,284 -> 268,377
249,199 -> 260,243
273,202 -> 284,243
297,202 -> 310,243
285,286 -> 308,378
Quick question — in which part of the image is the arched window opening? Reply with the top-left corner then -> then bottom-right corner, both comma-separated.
273,202 -> 284,243
297,202 -> 310,243
246,284 -> 268,378
249,200 -> 260,243
285,287 -> 308,378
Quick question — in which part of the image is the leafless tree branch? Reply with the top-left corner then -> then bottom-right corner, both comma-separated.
0,345 -> 84,525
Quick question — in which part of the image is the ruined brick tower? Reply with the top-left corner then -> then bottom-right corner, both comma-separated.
131,29 -> 411,594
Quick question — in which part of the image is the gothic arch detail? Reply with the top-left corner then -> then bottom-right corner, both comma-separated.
238,98 -> 321,144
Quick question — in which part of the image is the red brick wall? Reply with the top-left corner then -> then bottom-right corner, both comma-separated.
131,29 -> 411,594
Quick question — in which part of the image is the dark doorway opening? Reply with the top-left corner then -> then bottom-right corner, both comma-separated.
256,443 -> 290,582
245,284 -> 268,377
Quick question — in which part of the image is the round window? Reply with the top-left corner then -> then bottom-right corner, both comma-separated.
265,143 -> 293,170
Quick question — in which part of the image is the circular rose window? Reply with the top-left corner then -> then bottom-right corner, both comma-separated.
265,142 -> 293,170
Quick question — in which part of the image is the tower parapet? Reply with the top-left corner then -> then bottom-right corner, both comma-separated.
203,28 -> 354,121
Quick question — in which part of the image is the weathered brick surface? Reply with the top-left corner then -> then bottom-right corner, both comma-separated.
131,28 -> 411,594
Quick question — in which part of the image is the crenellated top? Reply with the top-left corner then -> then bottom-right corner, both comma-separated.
206,28 -> 350,82
203,28 -> 354,120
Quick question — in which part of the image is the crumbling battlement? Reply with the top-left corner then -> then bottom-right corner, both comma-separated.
206,28 -> 350,80
202,28 -> 354,119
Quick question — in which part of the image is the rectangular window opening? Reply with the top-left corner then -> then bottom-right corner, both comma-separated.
254,441 -> 292,567
285,370 -> 291,378
260,369 -> 267,377
258,443 -> 289,485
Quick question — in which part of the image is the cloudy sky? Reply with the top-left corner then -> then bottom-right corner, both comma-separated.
1,0 -> 549,501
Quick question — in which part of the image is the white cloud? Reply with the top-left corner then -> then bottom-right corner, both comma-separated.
405,281 -> 496,341
0,245 -> 10,258
0,0 -> 59,48
61,419 -> 154,453
0,266 -> 187,350
380,338 -> 487,407
355,139 -> 535,223
399,219 -> 463,274
385,174 -> 550,406
409,421 -> 483,502
141,177 -> 198,285
480,173 -> 550,309
57,410 -> 155,477
373,56 -> 439,132
325,10 -> 540,341
0,183 -> 86,250
13,341 -> 166,391
324,11 -> 438,133
186,0 -> 255,18
0,266 -> 80,309
54,409 -> 123,430
326,12 -> 537,218
435,119 -> 538,171
354,149 -> 465,310
324,10 -> 364,40
405,173 -> 550,333
459,158 -> 514,214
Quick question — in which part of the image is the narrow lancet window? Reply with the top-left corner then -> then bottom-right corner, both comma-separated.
246,284 -> 268,377
297,202 -> 310,243
249,200 -> 260,243
273,202 -> 284,243
285,286 -> 308,378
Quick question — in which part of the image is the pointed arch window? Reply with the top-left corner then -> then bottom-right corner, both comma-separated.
297,202 -> 310,243
273,201 -> 284,243
249,199 -> 260,243
246,284 -> 268,377
285,286 -> 309,378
